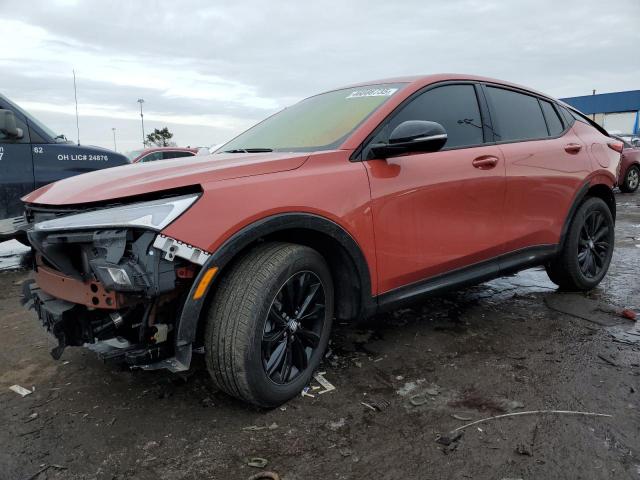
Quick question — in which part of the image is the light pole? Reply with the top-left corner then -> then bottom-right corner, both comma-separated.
137,98 -> 146,148
111,127 -> 117,152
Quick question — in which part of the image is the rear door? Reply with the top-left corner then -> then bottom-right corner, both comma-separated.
0,103 -> 34,221
363,83 -> 507,293
483,85 -> 591,252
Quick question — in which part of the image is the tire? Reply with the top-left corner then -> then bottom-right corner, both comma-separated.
204,242 -> 334,407
546,197 -> 614,291
620,165 -> 639,193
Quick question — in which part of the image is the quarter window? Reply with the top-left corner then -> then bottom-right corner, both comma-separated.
384,84 -> 484,149
486,87 -> 548,142
539,100 -> 564,136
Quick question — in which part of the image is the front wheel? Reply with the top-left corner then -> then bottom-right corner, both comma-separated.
620,165 -> 639,193
204,242 -> 334,407
546,197 -> 614,291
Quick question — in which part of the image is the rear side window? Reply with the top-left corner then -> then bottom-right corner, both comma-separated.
486,87 -> 548,142
539,100 -> 564,136
140,152 -> 163,162
386,84 -> 484,149
163,151 -> 193,159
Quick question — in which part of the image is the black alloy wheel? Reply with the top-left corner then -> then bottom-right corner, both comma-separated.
262,271 -> 326,385
577,210 -> 611,279
205,242 -> 334,407
545,196 -> 614,291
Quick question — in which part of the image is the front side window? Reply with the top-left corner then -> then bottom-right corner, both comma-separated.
378,84 -> 484,150
0,108 -> 30,143
219,83 -> 406,153
486,87 -> 548,142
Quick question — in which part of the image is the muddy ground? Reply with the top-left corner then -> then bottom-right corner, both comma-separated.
1,194 -> 639,480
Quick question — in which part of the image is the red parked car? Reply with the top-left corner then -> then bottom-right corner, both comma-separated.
127,146 -> 199,163
612,135 -> 640,193
22,74 -> 621,406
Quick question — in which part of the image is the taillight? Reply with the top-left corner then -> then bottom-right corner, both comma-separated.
607,141 -> 624,153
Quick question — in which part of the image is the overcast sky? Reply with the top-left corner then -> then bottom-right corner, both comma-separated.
1,0 -> 638,153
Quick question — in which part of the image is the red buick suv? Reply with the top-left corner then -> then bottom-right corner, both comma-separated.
22,74 -> 622,406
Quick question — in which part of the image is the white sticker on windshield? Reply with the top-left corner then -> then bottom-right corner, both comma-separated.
346,88 -> 398,99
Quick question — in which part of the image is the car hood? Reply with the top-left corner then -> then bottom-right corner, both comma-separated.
23,152 -> 309,206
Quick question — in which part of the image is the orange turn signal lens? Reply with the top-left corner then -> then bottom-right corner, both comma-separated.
193,267 -> 218,300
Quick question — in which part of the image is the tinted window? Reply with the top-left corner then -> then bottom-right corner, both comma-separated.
0,108 -> 30,143
540,100 -> 564,136
385,84 -> 484,149
486,87 -> 548,141
163,151 -> 193,159
140,152 -> 163,162
557,105 -> 575,126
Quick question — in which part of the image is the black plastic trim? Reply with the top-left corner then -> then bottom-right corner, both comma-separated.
558,182 -> 590,250
479,82 -> 573,146
174,213 -> 374,366
377,245 -> 558,312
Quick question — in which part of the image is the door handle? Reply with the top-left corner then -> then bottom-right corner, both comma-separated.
472,156 -> 499,170
564,143 -> 582,154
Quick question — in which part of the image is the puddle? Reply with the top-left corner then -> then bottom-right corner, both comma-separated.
0,240 -> 32,271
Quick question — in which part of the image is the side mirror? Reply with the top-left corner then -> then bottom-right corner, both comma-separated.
371,120 -> 447,158
0,110 -> 24,139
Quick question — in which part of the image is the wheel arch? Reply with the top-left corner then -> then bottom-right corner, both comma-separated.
559,181 -> 615,250
173,213 -> 374,367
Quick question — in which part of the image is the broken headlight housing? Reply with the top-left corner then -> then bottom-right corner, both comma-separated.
34,194 -> 199,232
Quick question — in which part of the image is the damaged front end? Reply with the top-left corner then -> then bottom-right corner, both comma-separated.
22,192 -> 208,371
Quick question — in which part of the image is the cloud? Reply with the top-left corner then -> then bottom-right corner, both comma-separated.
1,0 -> 638,152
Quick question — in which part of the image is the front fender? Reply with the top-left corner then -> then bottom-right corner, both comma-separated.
173,212 -> 373,367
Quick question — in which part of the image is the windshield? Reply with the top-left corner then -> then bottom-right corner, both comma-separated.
218,83 -> 406,153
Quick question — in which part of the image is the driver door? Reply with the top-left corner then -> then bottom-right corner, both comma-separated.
362,83 -> 507,294
0,104 -> 34,222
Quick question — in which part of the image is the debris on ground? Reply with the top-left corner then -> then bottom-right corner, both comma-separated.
9,385 -> 33,397
243,423 -> 278,432
435,430 -> 463,446
451,414 -> 473,421
313,371 -> 336,394
327,418 -> 346,430
300,386 -> 315,398
621,309 -> 637,321
361,399 -> 390,412
247,472 -> 280,480
24,412 -> 38,423
247,457 -> 269,469
444,410 -> 612,437
515,443 -> 533,456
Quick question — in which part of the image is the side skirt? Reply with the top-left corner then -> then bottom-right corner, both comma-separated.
376,245 -> 558,312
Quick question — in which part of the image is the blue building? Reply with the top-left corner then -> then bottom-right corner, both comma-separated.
561,90 -> 640,135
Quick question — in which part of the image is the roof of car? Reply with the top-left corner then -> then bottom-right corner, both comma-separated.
336,73 -> 554,101
139,147 -> 199,154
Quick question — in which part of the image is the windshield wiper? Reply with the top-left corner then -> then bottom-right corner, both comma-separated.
222,148 -> 273,153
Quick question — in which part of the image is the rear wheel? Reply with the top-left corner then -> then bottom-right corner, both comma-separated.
620,165 -> 639,193
204,242 -> 333,407
546,197 -> 614,291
